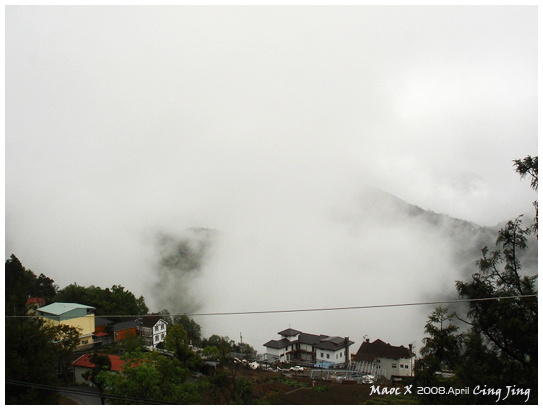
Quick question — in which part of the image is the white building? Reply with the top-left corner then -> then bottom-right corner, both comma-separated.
264,328 -> 354,366
139,316 -> 168,347
352,338 -> 415,379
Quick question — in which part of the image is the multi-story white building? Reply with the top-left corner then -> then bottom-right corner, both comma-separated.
352,338 -> 415,379
139,315 -> 168,347
264,328 -> 354,366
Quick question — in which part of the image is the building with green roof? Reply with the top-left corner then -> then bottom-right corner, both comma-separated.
37,302 -> 96,349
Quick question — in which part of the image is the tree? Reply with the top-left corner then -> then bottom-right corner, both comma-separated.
455,217 -> 537,392
5,255 -> 38,316
513,155 -> 538,235
55,283 -> 149,320
5,255 -> 59,314
44,322 -> 81,380
33,273 -> 58,304
234,342 -> 258,360
174,314 -> 202,345
513,155 -> 538,190
452,155 -> 538,403
5,256 -> 80,403
417,307 -> 461,380
118,335 -> 146,353
164,324 -> 194,367
202,335 -> 236,362
82,354 -> 112,405
202,345 -> 221,361
95,350 -> 194,404
6,317 -> 80,404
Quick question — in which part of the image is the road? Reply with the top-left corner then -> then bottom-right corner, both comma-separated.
60,385 -> 103,405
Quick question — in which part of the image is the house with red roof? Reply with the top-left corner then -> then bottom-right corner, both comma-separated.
352,338 -> 415,379
72,354 -> 126,385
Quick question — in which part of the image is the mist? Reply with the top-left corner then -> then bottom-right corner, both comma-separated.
5,6 -> 537,355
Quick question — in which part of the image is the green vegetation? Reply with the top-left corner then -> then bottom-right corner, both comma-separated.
96,350 -> 195,404
278,377 -> 310,389
5,256 -> 81,404
54,283 -> 148,320
5,255 -> 58,315
416,155 -> 538,404
5,156 -> 536,405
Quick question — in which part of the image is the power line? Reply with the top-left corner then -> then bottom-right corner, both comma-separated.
182,295 -> 538,317
6,294 -> 537,319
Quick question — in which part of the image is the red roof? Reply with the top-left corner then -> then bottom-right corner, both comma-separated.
26,297 -> 46,306
72,354 -> 125,372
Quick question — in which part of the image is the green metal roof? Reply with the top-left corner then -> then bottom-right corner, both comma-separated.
37,302 -> 95,316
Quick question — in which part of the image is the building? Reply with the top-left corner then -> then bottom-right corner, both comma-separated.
94,317 -> 113,333
72,354 -> 125,385
93,317 -> 113,344
37,302 -> 96,349
139,316 -> 168,347
352,338 -> 415,379
112,320 -> 141,343
264,328 -> 354,366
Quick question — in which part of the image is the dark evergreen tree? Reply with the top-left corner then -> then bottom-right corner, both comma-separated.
452,155 -> 538,403
6,317 -> 80,404
5,254 -> 36,316
33,273 -> 58,304
419,306 -> 462,373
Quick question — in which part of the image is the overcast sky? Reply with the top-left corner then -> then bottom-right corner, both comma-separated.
5,6 -> 537,353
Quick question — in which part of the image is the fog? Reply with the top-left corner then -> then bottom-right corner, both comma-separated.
5,6 -> 537,354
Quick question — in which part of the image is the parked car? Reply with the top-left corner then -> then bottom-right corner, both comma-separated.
361,374 -> 375,385
290,366 -> 305,372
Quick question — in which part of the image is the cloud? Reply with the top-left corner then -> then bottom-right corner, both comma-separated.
5,6 -> 537,354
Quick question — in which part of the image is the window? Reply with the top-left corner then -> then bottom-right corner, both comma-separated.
161,333 -> 165,340
320,353 -> 323,358
400,364 -> 404,368
405,365 -> 409,369
392,364 -> 397,369
340,352 -> 342,357
155,335 -> 159,342
326,354 -> 330,359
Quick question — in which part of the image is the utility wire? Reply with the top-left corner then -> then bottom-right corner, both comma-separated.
6,294 -> 537,319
